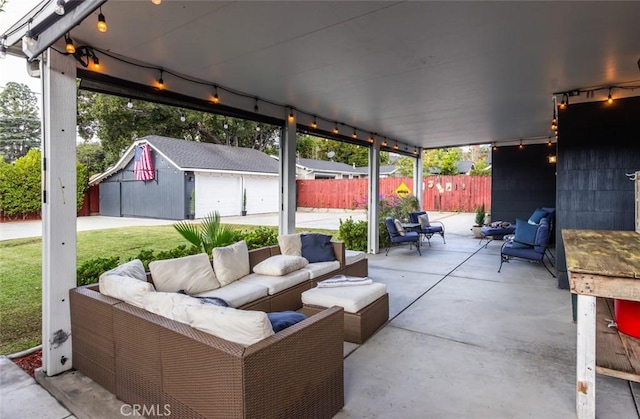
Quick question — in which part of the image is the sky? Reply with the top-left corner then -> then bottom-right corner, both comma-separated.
0,0 -> 44,94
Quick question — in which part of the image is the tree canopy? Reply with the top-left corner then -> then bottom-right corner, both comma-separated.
0,82 -> 41,162
296,134 -> 389,167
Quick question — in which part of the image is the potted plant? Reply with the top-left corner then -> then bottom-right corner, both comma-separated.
472,203 -> 485,238
241,188 -> 247,216
188,189 -> 195,220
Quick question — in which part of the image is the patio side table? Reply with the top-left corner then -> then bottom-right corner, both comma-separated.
563,229 -> 640,419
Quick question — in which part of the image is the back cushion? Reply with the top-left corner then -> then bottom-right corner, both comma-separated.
418,214 -> 430,228
301,233 -> 336,263
394,219 -> 405,236
278,234 -> 302,256
143,292 -> 202,324
149,253 -> 220,294
99,274 -> 155,308
513,218 -> 538,246
186,304 -> 274,346
212,240 -> 250,286
106,259 -> 147,281
528,208 -> 548,225
253,254 -> 309,276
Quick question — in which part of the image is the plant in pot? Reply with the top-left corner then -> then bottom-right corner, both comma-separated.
241,188 -> 247,216
188,189 -> 195,220
472,203 -> 485,238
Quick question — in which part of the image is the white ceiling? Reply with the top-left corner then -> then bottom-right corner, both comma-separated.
8,1 -> 640,149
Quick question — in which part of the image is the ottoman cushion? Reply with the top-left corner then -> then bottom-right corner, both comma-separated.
345,250 -> 365,265
302,282 -> 387,313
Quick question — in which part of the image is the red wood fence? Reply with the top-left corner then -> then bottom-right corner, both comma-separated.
297,176 -> 491,212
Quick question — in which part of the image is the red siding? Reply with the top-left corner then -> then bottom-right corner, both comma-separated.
297,176 -> 491,212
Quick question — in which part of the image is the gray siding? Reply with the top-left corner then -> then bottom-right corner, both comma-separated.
100,148 -> 188,220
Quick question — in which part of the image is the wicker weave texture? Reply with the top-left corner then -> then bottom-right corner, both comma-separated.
343,258 -> 368,277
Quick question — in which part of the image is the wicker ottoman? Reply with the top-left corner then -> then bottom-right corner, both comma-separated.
301,282 -> 388,344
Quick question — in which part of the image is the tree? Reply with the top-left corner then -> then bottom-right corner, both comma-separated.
77,142 -> 108,175
423,148 -> 462,175
77,92 -> 281,166
0,82 -> 41,162
469,158 -> 491,176
296,135 -> 390,167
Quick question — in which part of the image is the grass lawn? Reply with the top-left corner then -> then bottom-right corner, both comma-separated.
0,223 -> 336,354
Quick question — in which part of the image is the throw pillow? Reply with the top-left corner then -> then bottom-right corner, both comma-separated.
267,311 -> 307,333
528,208 -> 548,225
104,259 -> 146,282
253,254 -> 309,276
149,253 -> 220,294
212,240 -> 250,286
278,233 -> 302,256
300,234 -> 336,263
418,214 -> 430,228
186,304 -> 274,346
394,219 -> 405,236
99,273 -> 155,308
514,218 -> 538,246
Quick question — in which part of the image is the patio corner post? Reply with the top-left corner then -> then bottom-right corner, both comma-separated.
367,141 -> 380,253
41,49 -> 77,376
576,291 -> 597,419
413,147 -> 423,209
278,110 -> 296,234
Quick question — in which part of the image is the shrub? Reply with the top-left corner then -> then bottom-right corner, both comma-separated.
474,203 -> 485,226
338,218 -> 368,251
241,226 -> 278,250
76,256 -> 120,286
174,211 -> 238,254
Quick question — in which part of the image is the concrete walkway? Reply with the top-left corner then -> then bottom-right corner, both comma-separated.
3,212 -> 638,418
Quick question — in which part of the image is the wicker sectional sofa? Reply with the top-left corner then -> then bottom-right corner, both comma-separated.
69,241 -> 352,418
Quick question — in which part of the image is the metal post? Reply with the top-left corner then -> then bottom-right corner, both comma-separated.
368,142 -> 380,254
278,111 -> 296,234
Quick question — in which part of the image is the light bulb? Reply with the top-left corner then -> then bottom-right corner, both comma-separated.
311,118 -> 317,129
607,90 -> 613,104
212,93 -> 219,104
288,111 -> 294,122
55,0 -> 65,15
180,113 -> 186,122
92,56 -> 100,69
127,100 -> 133,109
0,45 -> 6,59
65,34 -> 75,54
151,0 -> 162,4
97,12 -> 107,33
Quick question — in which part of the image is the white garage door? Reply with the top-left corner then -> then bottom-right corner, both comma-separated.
244,176 -> 279,214
195,173 -> 242,217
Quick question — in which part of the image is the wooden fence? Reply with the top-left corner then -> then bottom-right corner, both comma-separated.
297,176 -> 491,212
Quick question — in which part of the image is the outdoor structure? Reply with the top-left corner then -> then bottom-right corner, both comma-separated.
3,5 -> 640,415
294,157 -> 398,180
91,136 -> 279,219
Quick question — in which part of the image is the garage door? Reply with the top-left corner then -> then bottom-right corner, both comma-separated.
195,174 -> 241,217
244,176 -> 279,214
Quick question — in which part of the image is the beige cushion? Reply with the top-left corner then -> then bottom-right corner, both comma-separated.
149,253 -> 220,294
194,281 -> 269,308
300,261 -> 341,279
143,292 -> 202,324
302,282 -> 387,313
105,259 -> 147,281
253,254 -> 308,276
240,270 -> 310,295
418,213 -> 430,228
186,304 -> 274,346
345,250 -> 366,265
99,274 -> 155,308
394,219 -> 405,236
212,241 -> 250,286
278,233 -> 302,256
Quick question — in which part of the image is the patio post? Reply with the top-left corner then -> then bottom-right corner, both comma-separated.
367,141 -> 380,253
278,111 -> 296,234
41,49 -> 77,376
413,147 -> 423,209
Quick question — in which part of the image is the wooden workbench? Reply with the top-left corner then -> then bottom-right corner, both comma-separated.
563,229 -> 640,419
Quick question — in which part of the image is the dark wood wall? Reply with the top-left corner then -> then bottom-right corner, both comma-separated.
556,96 -> 640,288
490,143 -> 557,223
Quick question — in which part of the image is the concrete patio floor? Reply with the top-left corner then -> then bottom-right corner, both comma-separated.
2,213 -> 639,418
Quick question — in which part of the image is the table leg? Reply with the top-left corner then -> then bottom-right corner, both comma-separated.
576,293 -> 596,419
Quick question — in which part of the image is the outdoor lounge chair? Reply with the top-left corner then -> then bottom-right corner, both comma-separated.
498,217 -> 555,277
408,211 -> 446,246
384,217 -> 421,255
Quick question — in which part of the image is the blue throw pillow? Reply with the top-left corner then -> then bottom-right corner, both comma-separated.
267,311 -> 307,333
301,233 -> 336,263
528,208 -> 548,225
514,218 -> 538,246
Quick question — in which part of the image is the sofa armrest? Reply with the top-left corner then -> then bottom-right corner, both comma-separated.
332,241 -> 346,269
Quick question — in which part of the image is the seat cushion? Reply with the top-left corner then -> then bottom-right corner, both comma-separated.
302,282 -> 387,313
240,270 -> 310,295
186,304 -> 274,346
149,253 -> 220,294
143,292 -> 202,324
345,250 -> 366,265
300,261 -> 341,279
212,240 -> 250,286
194,280 -> 269,308
253,254 -> 308,276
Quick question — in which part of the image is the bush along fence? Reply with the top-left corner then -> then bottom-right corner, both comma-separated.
297,175 -> 491,212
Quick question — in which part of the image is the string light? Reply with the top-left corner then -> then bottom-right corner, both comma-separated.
54,0 -> 66,16
607,88 -> 613,104
92,55 -> 100,69
288,109 -> 294,123
0,37 -> 6,59
393,141 -> 399,150
157,70 -> 164,89
151,0 -> 162,4
127,99 -> 133,109
254,98 -> 259,113
381,138 -> 388,147
352,129 -> 357,139
23,25 -> 36,50
180,112 -> 186,122
256,125 -> 261,132
519,139 -> 524,150
97,7 -> 108,33
492,143 -> 497,151
64,33 -> 75,54
311,116 -> 317,129
333,123 -> 339,135
559,94 -> 567,110
368,136 -> 374,144
547,137 -> 552,147
211,85 -> 219,104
